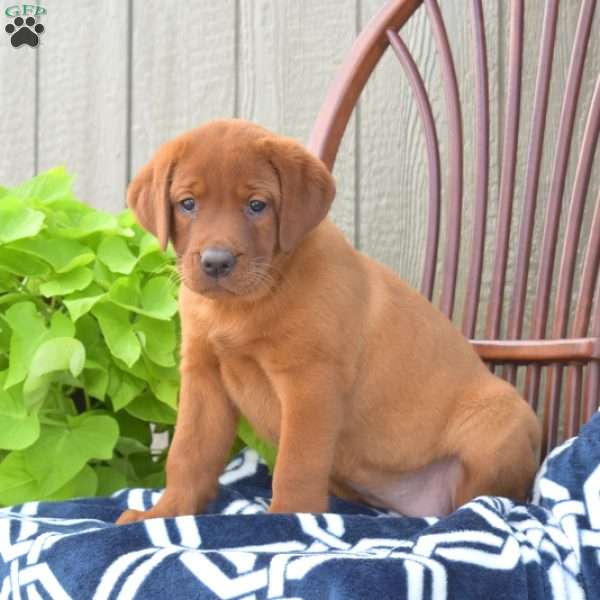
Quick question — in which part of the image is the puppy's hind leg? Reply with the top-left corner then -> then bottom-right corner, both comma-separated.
452,394 -> 541,509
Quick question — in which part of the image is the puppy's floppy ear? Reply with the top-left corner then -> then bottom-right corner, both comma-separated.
259,136 -> 336,253
127,153 -> 175,251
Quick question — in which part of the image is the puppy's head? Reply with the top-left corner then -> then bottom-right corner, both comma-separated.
128,119 -> 335,300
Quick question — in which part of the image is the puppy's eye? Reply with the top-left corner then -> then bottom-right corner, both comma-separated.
179,197 -> 196,213
248,199 -> 267,215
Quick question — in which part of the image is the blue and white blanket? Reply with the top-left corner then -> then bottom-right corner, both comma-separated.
2,413 -> 600,599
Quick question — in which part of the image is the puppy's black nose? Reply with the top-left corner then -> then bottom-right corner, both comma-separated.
201,247 -> 237,278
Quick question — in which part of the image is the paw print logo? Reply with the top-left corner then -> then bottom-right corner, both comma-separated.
5,16 -> 44,48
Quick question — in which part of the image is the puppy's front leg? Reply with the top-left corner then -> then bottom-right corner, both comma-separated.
116,367 -> 238,524
269,370 -> 341,514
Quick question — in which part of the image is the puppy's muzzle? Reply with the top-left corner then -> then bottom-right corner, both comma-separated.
201,247 -> 237,278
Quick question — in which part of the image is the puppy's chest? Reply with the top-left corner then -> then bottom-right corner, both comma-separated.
209,334 -> 281,445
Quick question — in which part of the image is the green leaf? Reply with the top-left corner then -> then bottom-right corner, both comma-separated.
83,360 -> 109,401
10,166 -> 74,203
49,311 -> 76,338
4,302 -> 48,388
142,470 -> 166,488
237,416 -> 277,472
229,436 -> 246,460
130,452 -> 166,480
109,275 -> 178,320
9,238 -> 94,273
0,452 -> 43,506
0,198 -> 45,243
75,314 -> 102,348
138,232 -> 161,257
97,236 -> 138,275
39,267 -> 93,297
108,456 -> 139,487
111,371 -> 145,411
0,373 -> 40,450
115,436 -> 149,457
134,315 -> 177,367
114,410 -> 152,447
118,210 -> 137,228
45,200 -> 123,239
93,303 -> 141,367
0,418 -> 40,450
136,233 -> 170,273
137,252 -> 170,274
0,317 -> 10,353
22,376 -> 52,410
107,275 -> 142,309
22,336 -> 84,406
141,277 -> 178,319
95,465 -> 127,497
149,378 -> 179,408
28,337 -> 86,380
0,247 -> 51,276
63,284 -> 106,322
23,413 -> 119,495
0,292 -> 27,308
114,355 -> 148,381
145,363 -> 179,408
0,270 -> 16,292
125,393 -> 177,425
46,464 -> 98,501
42,387 -> 77,418
93,259 -> 118,289
4,306 -> 76,392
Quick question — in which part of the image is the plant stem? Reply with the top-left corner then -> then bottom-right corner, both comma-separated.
39,416 -> 67,426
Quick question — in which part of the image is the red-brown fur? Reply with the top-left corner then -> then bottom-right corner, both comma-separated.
117,119 -> 540,523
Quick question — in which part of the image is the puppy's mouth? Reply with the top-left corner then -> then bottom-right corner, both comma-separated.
181,263 -> 276,299
195,281 -> 238,297
177,253 -> 277,300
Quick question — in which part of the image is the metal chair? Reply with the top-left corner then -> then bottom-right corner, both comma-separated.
309,0 -> 600,457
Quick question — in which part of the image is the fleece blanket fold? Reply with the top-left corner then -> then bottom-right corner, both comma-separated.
2,413 -> 600,599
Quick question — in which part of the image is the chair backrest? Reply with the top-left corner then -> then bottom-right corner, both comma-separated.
309,0 -> 600,457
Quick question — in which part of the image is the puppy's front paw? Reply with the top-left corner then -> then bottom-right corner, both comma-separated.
115,502 -> 198,525
116,508 -> 150,525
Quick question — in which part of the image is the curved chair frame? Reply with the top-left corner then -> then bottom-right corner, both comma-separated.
308,0 -> 600,456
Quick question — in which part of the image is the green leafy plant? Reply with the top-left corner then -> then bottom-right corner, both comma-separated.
0,168 -> 275,507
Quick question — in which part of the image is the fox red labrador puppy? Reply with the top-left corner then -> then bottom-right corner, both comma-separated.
117,119 -> 540,523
